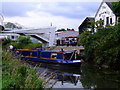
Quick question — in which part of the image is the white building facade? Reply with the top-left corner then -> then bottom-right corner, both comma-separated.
95,1 -> 119,28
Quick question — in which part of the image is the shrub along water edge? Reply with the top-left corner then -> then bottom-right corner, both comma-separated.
2,51 -> 44,89
79,24 -> 120,70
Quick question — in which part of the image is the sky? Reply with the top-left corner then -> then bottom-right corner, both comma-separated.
0,0 -> 102,31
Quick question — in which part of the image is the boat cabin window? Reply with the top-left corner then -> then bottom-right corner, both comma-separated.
41,51 -> 64,60
64,53 -> 72,60
64,50 -> 78,60
30,52 -> 38,57
51,53 -> 57,59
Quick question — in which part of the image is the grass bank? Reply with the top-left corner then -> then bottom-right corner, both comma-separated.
2,51 -> 44,89
0,42 -> 2,89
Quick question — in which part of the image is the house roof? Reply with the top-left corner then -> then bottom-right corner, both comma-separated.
78,17 -> 95,34
95,1 -> 120,17
86,17 -> 95,21
78,17 -> 95,29
106,2 -> 113,10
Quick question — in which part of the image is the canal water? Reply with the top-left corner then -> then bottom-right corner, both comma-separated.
25,60 -> 120,89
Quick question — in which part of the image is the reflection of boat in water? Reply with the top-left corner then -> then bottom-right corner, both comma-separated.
15,49 -> 83,67
35,65 -> 82,87
46,68 -> 81,86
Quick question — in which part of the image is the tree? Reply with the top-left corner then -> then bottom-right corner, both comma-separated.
112,1 -> 120,24
5,22 -> 16,28
112,1 -> 120,16
2,38 -> 12,46
71,28 -> 75,31
5,22 -> 22,29
56,28 -> 75,32
56,28 -> 66,32
88,20 -> 104,33
18,36 -> 32,44
67,28 -> 71,31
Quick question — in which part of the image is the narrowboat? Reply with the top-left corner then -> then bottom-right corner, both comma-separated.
15,49 -> 83,67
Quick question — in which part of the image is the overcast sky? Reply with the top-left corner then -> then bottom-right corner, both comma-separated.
1,0 -> 102,31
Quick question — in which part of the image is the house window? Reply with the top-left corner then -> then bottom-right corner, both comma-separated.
100,18 -> 102,26
11,36 -> 14,39
106,17 -> 109,25
102,20 -> 104,25
100,18 -> 104,26
110,18 -> 112,24
51,53 -> 57,59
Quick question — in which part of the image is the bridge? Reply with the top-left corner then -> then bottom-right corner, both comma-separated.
1,26 -> 56,47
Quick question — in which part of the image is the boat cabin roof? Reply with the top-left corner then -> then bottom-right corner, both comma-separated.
16,49 -> 77,54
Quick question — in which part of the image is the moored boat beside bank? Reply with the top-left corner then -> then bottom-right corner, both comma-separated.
14,49 -> 83,67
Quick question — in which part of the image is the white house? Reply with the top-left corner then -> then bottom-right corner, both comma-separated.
95,0 -> 120,28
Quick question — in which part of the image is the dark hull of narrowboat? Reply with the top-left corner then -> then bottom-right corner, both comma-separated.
21,57 -> 81,67
22,59 -> 82,75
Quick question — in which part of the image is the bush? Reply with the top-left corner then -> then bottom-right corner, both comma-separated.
24,43 -> 42,49
2,36 -> 42,49
79,24 -> 120,69
18,36 -> 32,45
2,38 -> 12,50
2,51 -> 44,89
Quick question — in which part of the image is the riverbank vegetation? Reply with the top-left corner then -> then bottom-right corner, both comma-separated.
2,36 -> 44,89
0,43 -> 2,90
2,51 -> 44,89
78,23 -> 120,69
2,36 -> 42,50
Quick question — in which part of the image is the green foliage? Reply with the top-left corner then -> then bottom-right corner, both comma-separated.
77,37 -> 80,46
118,17 -> 120,23
17,65 -> 28,77
56,28 -> 66,32
2,36 -> 42,49
11,42 -> 42,49
18,36 -> 32,45
2,51 -> 44,89
24,43 -> 42,49
2,38 -> 11,46
79,24 -> 120,69
56,28 -> 75,32
88,20 -> 104,33
112,1 -> 120,16
67,28 -> 74,31
2,38 -> 12,50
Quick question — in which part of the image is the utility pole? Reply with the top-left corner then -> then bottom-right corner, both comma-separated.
50,22 -> 52,26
